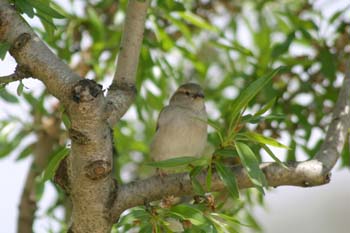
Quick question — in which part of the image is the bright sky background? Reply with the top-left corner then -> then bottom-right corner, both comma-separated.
1,1 -> 350,233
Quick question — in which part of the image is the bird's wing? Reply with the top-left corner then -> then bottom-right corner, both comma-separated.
155,105 -> 173,132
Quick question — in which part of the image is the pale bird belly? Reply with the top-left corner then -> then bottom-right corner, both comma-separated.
151,119 -> 207,161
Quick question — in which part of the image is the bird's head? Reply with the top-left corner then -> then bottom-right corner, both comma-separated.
169,83 -> 205,110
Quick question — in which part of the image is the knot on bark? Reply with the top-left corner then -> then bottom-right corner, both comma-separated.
69,128 -> 91,144
72,79 -> 103,103
13,33 -> 31,50
85,160 -> 112,180
54,157 -> 70,193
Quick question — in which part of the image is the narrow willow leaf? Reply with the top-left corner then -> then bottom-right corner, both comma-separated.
254,97 -> 276,116
190,166 -> 205,194
191,176 -> 205,195
211,41 -> 254,57
178,11 -> 217,32
36,11 -> 55,41
116,207 -> 150,227
16,143 -> 34,161
17,81 -> 24,96
210,213 -> 251,227
206,164 -> 212,191
190,166 -> 203,177
229,67 -> 286,132
214,148 -> 237,158
146,156 -> 202,168
171,204 -> 207,226
0,42 -> 11,60
87,7 -> 104,42
15,0 -> 35,18
28,0 -> 65,18
0,88 -> 19,103
242,131 -> 289,149
261,144 -> 289,169
207,214 -> 239,233
42,147 -> 69,182
35,176 -> 45,201
62,113 -> 71,129
235,142 -> 267,194
215,161 -> 239,199
139,224 -> 153,233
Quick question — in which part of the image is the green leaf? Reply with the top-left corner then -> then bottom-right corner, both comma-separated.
215,161 -> 239,199
214,148 -> 237,158
0,42 -> 11,60
207,214 -> 239,233
87,7 -> 104,42
254,97 -> 276,116
242,132 -> 289,149
191,176 -> 205,195
28,0 -> 65,19
16,143 -> 34,161
41,147 -> 70,182
22,91 -> 37,105
153,19 -> 175,51
235,142 -> 267,194
190,166 -> 203,177
178,11 -> 217,32
14,0 -> 35,18
0,143 -> 15,158
0,127 -> 29,158
61,113 -> 71,129
35,176 -> 45,201
319,48 -> 336,80
17,81 -> 24,96
228,66 -> 286,133
261,144 -> 288,169
206,164 -> 212,191
146,156 -> 203,168
211,41 -> 254,57
210,212 -> 251,227
271,32 -> 295,58
164,13 -> 192,43
341,135 -> 350,168
117,207 -> 150,227
0,88 -> 19,103
36,11 -> 55,41
170,204 -> 207,226
206,119 -> 224,144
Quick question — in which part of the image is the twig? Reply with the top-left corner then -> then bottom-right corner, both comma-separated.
106,0 -> 149,125
0,65 -> 31,86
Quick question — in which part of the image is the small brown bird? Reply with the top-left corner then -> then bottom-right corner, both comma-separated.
150,83 -> 208,163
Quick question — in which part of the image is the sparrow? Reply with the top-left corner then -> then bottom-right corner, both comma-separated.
150,83 -> 208,165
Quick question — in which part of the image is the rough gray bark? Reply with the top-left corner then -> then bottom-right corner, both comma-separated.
1,0 -> 349,232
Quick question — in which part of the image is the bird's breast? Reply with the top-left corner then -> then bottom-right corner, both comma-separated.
150,109 -> 207,161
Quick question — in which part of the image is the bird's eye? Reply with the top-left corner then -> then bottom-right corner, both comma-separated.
185,91 -> 190,96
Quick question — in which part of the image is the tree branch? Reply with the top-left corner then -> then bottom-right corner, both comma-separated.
106,0 -> 149,126
0,0 -> 80,102
17,112 -> 61,233
314,61 -> 350,172
111,60 -> 350,220
0,64 -> 31,86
